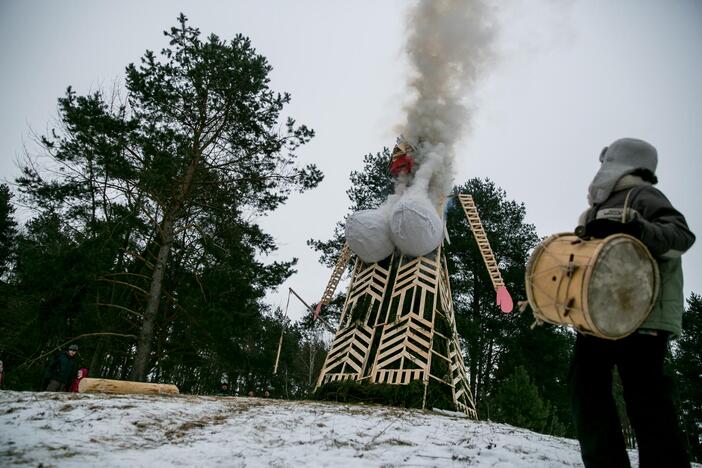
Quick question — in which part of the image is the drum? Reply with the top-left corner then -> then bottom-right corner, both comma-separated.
525,233 -> 659,339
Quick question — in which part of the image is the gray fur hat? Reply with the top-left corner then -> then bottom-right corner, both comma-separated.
587,138 -> 657,205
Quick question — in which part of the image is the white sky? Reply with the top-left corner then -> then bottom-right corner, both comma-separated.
1,0 -> 700,322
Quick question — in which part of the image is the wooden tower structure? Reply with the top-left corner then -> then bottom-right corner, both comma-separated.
314,194 -> 510,418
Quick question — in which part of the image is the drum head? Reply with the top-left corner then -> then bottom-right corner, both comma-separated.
588,236 -> 657,338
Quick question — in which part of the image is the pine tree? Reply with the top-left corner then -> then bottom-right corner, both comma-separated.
444,179 -> 543,407
0,184 -> 16,279
489,366 -> 558,434
12,15 -> 322,383
672,293 -> 702,462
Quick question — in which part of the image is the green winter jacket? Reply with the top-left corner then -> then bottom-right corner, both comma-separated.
645,257 -> 684,336
581,178 -> 695,337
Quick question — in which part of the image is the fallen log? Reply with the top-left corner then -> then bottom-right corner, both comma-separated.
78,377 -> 179,395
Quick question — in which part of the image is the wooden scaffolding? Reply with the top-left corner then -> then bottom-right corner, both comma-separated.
315,243 -> 477,418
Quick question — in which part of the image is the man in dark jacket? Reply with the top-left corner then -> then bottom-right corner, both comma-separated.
571,138 -> 695,468
45,344 -> 80,392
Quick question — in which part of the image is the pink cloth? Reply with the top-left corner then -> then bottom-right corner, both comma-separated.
496,286 -> 513,313
70,368 -> 89,392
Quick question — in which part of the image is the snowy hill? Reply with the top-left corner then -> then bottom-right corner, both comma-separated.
0,390 -> 671,467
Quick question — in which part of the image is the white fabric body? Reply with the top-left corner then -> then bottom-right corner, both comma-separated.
345,208 -> 395,263
389,195 -> 444,257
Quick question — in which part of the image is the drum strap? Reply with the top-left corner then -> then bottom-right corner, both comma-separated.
588,186 -> 643,224
622,187 -> 638,223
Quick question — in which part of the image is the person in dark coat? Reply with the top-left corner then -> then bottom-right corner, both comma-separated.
571,138 -> 695,468
45,344 -> 80,392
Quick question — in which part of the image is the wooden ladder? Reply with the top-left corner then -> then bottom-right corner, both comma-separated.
318,243 -> 353,307
458,194 -> 505,291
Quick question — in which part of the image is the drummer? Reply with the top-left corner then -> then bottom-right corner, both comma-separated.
571,138 -> 695,468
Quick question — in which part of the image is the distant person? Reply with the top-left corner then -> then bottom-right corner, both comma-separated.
247,390 -> 254,397
218,382 -> 230,396
69,367 -> 89,393
571,138 -> 695,467
263,390 -> 270,398
45,344 -> 80,392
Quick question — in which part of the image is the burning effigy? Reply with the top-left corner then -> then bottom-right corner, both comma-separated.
345,0 -> 495,263
315,0 -> 499,416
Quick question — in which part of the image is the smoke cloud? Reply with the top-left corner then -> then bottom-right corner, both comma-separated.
346,0 -> 498,262
399,0 -> 497,205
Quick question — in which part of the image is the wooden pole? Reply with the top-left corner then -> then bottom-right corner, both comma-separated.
274,290 -> 292,375
273,332 -> 284,375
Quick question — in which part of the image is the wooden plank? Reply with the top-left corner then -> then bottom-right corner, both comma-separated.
346,346 -> 365,368
376,341 -> 407,363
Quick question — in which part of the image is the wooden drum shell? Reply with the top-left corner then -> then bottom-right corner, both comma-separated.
525,233 -> 659,340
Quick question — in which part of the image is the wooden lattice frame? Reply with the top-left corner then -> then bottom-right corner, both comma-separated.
315,254 -> 395,386
315,244 -> 477,417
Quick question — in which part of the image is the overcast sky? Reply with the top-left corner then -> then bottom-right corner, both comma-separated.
1,0 -> 700,322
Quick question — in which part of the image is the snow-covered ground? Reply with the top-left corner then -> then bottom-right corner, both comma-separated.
0,390 -> 687,467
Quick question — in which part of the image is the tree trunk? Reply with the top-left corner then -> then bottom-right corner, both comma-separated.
308,341 -> 315,388
89,336 -> 107,377
130,221 -> 173,381
129,149 -> 201,381
119,353 -> 132,380
484,338 -> 494,400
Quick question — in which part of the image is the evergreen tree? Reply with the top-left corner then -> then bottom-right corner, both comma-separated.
3,15 -> 324,389
0,184 -> 16,279
489,311 -> 574,435
15,14 -> 322,381
444,180 -> 537,403
490,366 -> 564,435
2,212 -> 107,388
672,293 -> 702,462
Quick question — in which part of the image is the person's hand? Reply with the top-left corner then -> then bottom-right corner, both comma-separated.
621,207 -> 640,223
